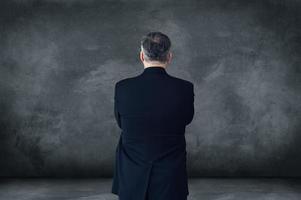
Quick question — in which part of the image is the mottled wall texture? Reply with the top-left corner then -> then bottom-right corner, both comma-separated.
0,0 -> 300,177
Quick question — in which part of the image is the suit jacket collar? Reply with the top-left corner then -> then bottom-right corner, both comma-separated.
142,66 -> 168,75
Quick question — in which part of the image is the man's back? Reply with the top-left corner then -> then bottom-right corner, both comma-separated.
112,66 -> 194,200
115,66 -> 194,136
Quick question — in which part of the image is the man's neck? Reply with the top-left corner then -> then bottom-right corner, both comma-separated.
143,63 -> 167,69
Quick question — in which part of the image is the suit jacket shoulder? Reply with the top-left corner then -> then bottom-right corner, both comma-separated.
115,76 -> 139,88
167,74 -> 194,90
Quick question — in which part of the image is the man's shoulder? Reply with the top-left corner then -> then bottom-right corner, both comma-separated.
115,74 -> 193,88
115,76 -> 139,88
168,74 -> 193,87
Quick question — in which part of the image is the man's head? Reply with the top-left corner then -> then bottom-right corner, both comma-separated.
140,31 -> 172,68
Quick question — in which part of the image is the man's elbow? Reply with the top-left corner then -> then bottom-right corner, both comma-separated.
115,111 -> 122,129
185,109 -> 194,125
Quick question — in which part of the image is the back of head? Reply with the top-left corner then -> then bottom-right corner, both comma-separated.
140,31 -> 171,63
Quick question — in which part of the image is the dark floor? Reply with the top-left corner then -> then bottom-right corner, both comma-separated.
0,178 -> 301,200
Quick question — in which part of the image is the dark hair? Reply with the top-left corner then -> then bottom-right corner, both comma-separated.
140,31 -> 171,63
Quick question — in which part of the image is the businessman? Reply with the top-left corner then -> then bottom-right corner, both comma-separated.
111,31 -> 194,200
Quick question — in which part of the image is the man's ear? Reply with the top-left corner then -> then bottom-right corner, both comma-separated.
167,52 -> 172,64
139,51 -> 144,63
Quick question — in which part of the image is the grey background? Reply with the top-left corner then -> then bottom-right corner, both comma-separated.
0,0 -> 300,177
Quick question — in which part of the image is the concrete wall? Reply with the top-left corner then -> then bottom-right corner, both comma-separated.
0,0 -> 300,177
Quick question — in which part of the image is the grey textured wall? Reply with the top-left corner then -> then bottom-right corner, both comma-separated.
0,0 -> 300,177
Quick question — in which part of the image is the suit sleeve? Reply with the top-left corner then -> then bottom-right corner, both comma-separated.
185,83 -> 195,125
114,83 -> 122,129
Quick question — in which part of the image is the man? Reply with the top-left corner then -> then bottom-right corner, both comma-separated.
111,31 -> 194,200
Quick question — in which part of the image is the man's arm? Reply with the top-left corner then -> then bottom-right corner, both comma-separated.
185,83 -> 195,125
114,82 -> 122,129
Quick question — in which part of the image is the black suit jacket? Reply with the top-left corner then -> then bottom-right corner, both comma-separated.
111,66 -> 194,200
